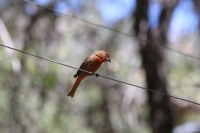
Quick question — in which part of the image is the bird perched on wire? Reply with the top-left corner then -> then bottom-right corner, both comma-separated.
67,50 -> 111,97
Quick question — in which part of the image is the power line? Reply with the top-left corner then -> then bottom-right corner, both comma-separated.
23,0 -> 200,61
0,43 -> 200,106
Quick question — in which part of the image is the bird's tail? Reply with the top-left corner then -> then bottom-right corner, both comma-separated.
67,77 -> 82,97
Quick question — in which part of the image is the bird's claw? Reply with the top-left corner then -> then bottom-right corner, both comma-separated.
95,73 -> 99,77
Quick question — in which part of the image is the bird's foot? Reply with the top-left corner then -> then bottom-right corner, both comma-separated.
95,73 -> 99,77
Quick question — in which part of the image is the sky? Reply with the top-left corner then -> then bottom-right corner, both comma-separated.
168,0 -> 199,41
21,0 -> 200,42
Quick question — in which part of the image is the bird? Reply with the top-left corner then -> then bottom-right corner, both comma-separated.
67,50 -> 111,97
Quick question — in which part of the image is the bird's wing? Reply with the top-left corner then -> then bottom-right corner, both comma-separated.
74,56 -> 94,78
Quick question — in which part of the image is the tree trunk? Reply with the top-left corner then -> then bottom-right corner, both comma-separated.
133,0 -> 179,132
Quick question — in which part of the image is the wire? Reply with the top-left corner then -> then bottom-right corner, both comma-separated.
0,43 -> 200,106
0,44 -> 90,74
23,0 -> 200,61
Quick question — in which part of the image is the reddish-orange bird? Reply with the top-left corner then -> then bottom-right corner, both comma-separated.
67,50 -> 111,97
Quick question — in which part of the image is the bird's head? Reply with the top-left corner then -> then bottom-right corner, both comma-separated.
93,50 -> 111,63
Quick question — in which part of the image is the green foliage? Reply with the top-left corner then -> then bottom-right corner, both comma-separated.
0,1 -> 199,133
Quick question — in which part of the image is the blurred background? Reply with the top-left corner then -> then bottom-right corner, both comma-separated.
0,0 -> 200,133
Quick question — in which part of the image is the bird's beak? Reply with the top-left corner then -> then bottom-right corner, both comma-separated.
106,58 -> 111,63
